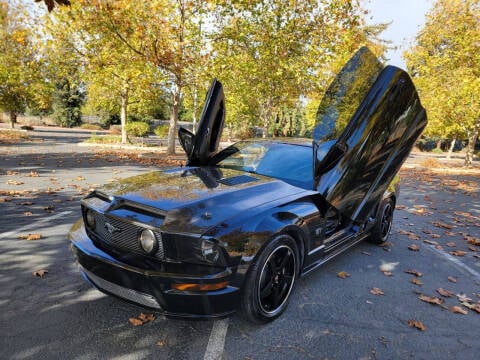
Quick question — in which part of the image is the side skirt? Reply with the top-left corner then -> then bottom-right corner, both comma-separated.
300,232 -> 369,277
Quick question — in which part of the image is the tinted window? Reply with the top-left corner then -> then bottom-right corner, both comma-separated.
216,142 -> 313,189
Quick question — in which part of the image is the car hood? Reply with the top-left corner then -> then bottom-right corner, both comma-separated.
94,167 -> 308,235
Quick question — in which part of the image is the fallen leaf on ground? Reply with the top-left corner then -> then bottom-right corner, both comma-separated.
129,312 -> 155,326
423,239 -> 439,246
405,269 -> 423,277
370,287 -> 384,295
157,339 -> 168,347
128,318 -> 143,326
446,242 -> 456,247
28,171 -> 39,177
430,234 -> 441,239
411,277 -> 423,285
466,236 -> 480,246
18,233 -> 42,241
448,276 -> 457,283
32,269 -> 48,278
23,211 -> 33,216
337,271 -> 350,279
408,244 -> 420,251
457,293 -> 472,302
6,180 -> 24,185
450,250 -> 466,256
436,288 -> 454,297
449,306 -> 468,315
43,205 -> 55,212
382,271 -> 393,276
445,231 -> 456,236
461,302 -> 480,313
408,319 -> 426,331
432,221 -> 453,230
419,294 -> 444,305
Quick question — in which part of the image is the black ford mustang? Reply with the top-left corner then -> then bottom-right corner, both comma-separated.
70,47 -> 427,322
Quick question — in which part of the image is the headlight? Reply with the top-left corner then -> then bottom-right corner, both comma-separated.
85,209 -> 96,229
201,239 -> 220,263
138,229 -> 158,254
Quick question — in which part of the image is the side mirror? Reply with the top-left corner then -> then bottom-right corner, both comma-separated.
178,127 -> 195,157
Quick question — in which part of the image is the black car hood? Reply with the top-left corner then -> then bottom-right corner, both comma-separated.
96,167 -> 308,234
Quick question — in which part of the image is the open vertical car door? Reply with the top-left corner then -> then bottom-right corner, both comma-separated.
179,79 -> 226,166
313,47 -> 427,223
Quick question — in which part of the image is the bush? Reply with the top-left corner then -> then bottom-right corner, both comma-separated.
154,125 -> 169,137
431,148 -> 443,154
80,123 -> 103,130
126,121 -> 150,137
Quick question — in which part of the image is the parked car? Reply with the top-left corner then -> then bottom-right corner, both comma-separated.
70,47 -> 427,322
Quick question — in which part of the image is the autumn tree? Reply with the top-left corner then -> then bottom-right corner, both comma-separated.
52,0 -> 210,153
0,2 -> 40,128
405,0 -> 480,166
210,0 -> 386,137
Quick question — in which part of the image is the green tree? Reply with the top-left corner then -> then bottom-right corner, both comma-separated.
0,2 -> 39,128
51,78 -> 84,127
404,0 -> 480,166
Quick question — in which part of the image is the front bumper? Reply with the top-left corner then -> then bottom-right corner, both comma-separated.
70,223 -> 240,319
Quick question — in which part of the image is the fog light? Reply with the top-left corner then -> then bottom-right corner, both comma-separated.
172,281 -> 228,292
85,209 -> 96,229
139,229 -> 158,254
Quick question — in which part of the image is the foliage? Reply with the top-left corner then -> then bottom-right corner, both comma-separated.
125,121 -> 150,137
85,134 -> 122,144
80,123 -> 103,130
0,2 -> 40,127
405,0 -> 480,166
154,125 -> 169,138
51,78 -> 85,127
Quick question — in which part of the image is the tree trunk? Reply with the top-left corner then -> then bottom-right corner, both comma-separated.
9,111 -> 17,129
167,83 -> 181,155
120,84 -> 129,144
436,139 -> 442,150
464,131 -> 479,167
446,138 -> 456,159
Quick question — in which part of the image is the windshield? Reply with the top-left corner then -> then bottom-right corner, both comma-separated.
215,142 -> 313,189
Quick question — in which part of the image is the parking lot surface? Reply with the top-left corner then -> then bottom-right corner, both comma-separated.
1,128 -> 479,360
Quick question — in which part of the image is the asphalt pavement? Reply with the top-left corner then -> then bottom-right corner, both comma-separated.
1,127 -> 479,360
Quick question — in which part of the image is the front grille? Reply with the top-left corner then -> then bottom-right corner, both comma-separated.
83,269 -> 161,309
89,212 -> 165,260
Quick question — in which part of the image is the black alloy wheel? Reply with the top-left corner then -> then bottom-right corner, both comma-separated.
368,198 -> 394,244
258,245 -> 296,315
241,234 -> 298,323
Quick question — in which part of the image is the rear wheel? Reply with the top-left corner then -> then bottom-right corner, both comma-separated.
368,198 -> 394,244
240,234 -> 298,323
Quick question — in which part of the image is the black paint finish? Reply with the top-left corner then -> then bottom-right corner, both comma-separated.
70,47 -> 427,319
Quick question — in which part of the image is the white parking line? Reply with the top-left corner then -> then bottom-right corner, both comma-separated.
204,318 -> 229,360
424,244 -> 480,282
0,211 -> 73,239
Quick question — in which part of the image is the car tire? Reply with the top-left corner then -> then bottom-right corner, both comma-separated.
240,234 -> 298,323
368,198 -> 394,244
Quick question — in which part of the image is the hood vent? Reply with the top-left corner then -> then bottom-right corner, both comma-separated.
217,175 -> 258,186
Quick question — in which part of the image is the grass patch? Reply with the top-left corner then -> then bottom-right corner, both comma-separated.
80,123 -> 103,130
85,134 -> 123,144
0,129 -> 30,144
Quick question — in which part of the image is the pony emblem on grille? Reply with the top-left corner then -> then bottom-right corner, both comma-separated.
105,222 -> 121,235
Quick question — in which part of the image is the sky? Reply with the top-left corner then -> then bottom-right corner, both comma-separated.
362,0 -> 434,68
